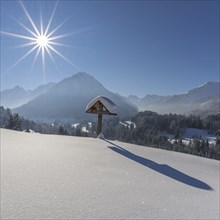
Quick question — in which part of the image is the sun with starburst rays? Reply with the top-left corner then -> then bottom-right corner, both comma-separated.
1,1 -> 78,74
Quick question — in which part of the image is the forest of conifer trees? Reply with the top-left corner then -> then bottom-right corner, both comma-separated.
1,106 -> 219,160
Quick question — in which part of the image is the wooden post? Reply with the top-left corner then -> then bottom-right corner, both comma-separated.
96,103 -> 103,136
97,113 -> 102,136
86,96 -> 117,138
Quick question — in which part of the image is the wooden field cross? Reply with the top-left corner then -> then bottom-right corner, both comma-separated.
86,96 -> 117,137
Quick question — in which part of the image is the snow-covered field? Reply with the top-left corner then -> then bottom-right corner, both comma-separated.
165,128 -> 217,145
1,128 -> 219,219
182,128 -> 217,145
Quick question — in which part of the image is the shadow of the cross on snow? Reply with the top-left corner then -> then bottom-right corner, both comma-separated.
105,139 -> 213,191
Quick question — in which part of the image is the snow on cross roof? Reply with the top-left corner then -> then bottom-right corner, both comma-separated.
86,96 -> 117,115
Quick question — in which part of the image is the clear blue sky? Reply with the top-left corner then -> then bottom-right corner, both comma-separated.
1,0 -> 219,97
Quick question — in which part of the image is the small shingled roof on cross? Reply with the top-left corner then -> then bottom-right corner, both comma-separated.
86,96 -> 117,115
86,96 -> 117,137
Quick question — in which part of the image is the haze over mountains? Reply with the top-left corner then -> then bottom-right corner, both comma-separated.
0,83 -> 55,109
12,72 -> 138,122
128,82 -> 219,115
0,72 -> 219,122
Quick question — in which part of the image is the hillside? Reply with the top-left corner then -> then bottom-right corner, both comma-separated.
1,128 -> 219,219
14,72 -> 138,121
128,82 -> 219,115
0,86 -> 29,109
2,75 -> 218,119
0,83 -> 55,109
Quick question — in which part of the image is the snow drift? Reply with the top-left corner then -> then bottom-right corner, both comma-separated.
1,129 -> 219,219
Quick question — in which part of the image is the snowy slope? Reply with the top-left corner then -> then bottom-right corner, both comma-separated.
0,83 -> 55,109
15,72 -> 137,121
128,82 -> 219,114
167,128 -> 217,145
1,129 -> 219,219
0,86 -> 29,108
128,94 -> 167,112
163,82 -> 219,104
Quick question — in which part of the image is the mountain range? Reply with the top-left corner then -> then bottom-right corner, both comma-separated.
0,83 -> 55,109
7,72 -> 138,122
0,72 -> 219,122
128,82 -> 219,115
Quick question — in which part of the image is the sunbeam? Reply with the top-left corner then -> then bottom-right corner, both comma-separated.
6,44 -> 39,73
0,0 -> 80,74
19,0 -> 41,36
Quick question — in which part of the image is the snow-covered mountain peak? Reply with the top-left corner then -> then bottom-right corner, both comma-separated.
70,72 -> 97,81
128,81 -> 219,114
